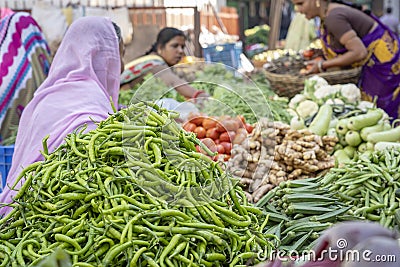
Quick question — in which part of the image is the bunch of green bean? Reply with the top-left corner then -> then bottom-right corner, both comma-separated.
321,149 -> 400,229
0,102 -> 274,266
255,177 -> 357,253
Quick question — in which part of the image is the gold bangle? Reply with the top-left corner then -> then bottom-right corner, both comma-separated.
317,60 -> 325,73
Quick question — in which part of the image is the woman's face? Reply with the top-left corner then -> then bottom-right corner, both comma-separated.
292,0 -> 319,19
119,40 -> 125,74
158,36 -> 186,66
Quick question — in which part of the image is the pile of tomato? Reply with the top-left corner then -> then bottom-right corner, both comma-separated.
183,114 -> 254,161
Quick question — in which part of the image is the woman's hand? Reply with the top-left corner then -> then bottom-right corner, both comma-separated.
189,90 -> 210,109
303,60 -> 325,75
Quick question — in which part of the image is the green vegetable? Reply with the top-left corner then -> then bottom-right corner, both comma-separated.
336,118 -> 349,135
327,128 -> 338,138
334,149 -> 351,166
290,116 -> 305,130
347,109 -> 383,131
367,126 -> 400,143
343,146 -> 356,158
360,123 -> 385,141
0,102 -> 272,266
357,143 -> 368,153
374,142 -> 400,151
345,131 -> 362,147
308,104 -> 333,136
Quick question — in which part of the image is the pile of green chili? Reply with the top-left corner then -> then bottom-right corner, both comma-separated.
0,102 -> 274,266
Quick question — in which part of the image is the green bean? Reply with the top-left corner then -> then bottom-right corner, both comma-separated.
130,247 -> 147,267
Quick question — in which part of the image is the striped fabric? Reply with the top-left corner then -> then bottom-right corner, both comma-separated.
0,12 -> 51,141
120,54 -> 165,85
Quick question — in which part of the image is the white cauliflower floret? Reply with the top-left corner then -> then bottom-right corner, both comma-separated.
357,101 -> 374,111
308,75 -> 329,89
286,108 -> 298,118
296,100 -> 319,119
326,98 -> 345,105
288,94 -> 307,109
314,85 -> 341,99
340,83 -> 361,103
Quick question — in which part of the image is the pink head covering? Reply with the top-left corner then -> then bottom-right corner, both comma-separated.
0,8 -> 14,19
0,16 -> 121,213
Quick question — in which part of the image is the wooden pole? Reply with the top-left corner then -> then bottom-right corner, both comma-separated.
194,6 -> 202,58
268,0 -> 284,50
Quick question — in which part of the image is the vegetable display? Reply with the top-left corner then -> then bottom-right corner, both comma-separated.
119,74 -> 185,106
227,119 -> 337,203
183,114 -> 253,161
255,178 -> 358,254
0,102 -> 273,266
321,148 -> 400,229
193,65 -> 292,124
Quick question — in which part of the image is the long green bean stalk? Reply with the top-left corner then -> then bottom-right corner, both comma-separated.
255,178 -> 358,254
0,102 -> 274,266
321,149 -> 400,230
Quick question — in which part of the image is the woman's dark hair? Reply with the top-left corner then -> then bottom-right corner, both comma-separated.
145,27 -> 185,55
112,21 -> 122,43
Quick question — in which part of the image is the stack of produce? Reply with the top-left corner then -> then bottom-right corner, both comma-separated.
119,74 -> 185,106
332,108 -> 391,165
255,178 -> 357,253
321,148 -> 400,229
227,118 -> 337,203
0,102 -> 273,266
287,76 -> 368,127
183,114 -> 253,161
194,65 -> 292,124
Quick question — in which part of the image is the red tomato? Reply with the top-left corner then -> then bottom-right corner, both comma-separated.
221,119 -> 240,132
202,117 -> 217,129
194,126 -> 206,138
219,132 -> 230,142
216,144 -> 225,154
245,123 -> 254,134
227,131 -> 236,142
187,113 -> 207,126
206,128 -> 220,140
220,142 -> 232,154
200,138 -> 217,154
214,139 -> 220,144
183,122 -> 197,132
215,121 -> 226,133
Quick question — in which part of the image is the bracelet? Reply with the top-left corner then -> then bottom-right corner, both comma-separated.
192,90 -> 206,99
317,60 -> 325,73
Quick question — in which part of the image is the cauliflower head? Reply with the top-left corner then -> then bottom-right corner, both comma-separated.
314,85 -> 341,100
288,94 -> 307,109
340,83 -> 361,103
308,75 -> 329,89
296,100 -> 319,119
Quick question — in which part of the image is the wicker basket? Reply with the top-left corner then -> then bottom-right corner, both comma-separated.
264,67 -> 362,98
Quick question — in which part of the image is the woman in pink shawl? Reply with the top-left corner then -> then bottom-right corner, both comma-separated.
0,10 -> 52,144
0,16 -> 124,214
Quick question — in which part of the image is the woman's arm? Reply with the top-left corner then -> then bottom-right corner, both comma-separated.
307,30 -> 368,74
322,30 -> 368,69
152,65 -> 209,99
